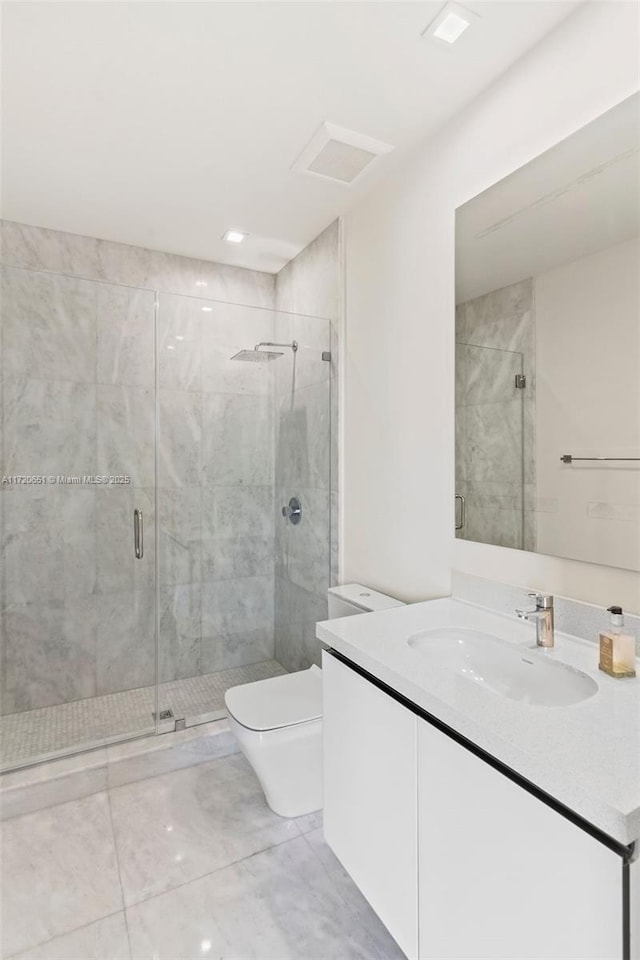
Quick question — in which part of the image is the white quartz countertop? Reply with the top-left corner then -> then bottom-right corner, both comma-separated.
316,597 -> 640,846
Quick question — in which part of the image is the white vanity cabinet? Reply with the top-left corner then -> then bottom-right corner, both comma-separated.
417,718 -> 623,960
322,651 -> 419,959
322,652 -> 633,960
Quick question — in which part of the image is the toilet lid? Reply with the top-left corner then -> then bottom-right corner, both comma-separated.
225,665 -> 322,732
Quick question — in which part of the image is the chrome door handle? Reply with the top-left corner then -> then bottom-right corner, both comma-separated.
134,509 -> 144,559
455,495 -> 465,531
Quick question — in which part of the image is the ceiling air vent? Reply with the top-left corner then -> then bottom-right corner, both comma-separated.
291,122 -> 394,185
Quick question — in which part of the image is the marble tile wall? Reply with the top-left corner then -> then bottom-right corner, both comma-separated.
0,220 -> 275,307
0,221 -> 277,716
455,279 -> 536,553
273,221 -> 340,671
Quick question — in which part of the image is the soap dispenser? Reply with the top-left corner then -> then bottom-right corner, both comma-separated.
599,606 -> 636,678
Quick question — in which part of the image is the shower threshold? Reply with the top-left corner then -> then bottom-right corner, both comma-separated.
0,659 -> 286,772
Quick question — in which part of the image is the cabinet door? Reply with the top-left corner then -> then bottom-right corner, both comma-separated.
417,719 -> 623,960
322,653 -> 419,958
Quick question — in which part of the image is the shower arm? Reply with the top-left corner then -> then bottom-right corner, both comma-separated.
254,340 -> 298,353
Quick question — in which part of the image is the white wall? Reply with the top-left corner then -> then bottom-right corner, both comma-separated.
535,238 -> 640,571
343,1 -> 640,610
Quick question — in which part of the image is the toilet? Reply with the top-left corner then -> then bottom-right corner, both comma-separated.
225,584 -> 404,818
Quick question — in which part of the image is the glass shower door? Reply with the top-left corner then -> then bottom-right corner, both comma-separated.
154,292 -> 286,726
154,292 -> 332,727
455,341 -> 525,549
0,266 -> 158,769
273,309 -> 333,673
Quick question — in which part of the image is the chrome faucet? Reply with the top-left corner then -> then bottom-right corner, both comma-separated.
516,593 -> 555,648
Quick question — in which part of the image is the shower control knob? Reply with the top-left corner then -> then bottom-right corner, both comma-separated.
282,497 -> 302,525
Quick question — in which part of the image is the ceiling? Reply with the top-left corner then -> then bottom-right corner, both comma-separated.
456,92 -> 640,303
1,1 -> 581,273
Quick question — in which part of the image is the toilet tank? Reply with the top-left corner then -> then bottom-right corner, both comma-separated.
327,583 -> 405,619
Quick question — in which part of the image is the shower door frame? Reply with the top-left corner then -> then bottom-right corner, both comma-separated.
1,273 -> 334,773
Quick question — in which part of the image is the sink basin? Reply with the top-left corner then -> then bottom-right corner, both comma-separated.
407,627 -> 598,707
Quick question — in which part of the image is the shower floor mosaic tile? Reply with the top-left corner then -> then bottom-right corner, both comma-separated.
0,659 -> 286,770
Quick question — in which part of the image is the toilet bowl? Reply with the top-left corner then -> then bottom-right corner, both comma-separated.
225,584 -> 404,818
226,666 -> 323,818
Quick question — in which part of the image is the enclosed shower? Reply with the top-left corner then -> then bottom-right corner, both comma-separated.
0,260 -> 333,771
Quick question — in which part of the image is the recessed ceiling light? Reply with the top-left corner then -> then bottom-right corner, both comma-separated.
195,280 -> 207,288
175,335 -> 185,341
423,2 -> 479,46
223,229 -> 247,244
202,306 -> 213,312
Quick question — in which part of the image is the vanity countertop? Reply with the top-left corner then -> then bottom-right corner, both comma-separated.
316,597 -> 640,846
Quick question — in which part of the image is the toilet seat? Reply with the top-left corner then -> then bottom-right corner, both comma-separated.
224,585 -> 403,817
225,665 -> 322,732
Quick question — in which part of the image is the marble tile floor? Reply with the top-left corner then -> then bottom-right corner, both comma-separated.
1,660 -> 286,771
0,752 -> 405,960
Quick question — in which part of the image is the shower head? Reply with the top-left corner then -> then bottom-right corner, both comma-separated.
230,341 -> 298,362
230,349 -> 283,362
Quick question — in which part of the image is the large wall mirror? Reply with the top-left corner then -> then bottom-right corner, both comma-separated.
455,93 -> 639,571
